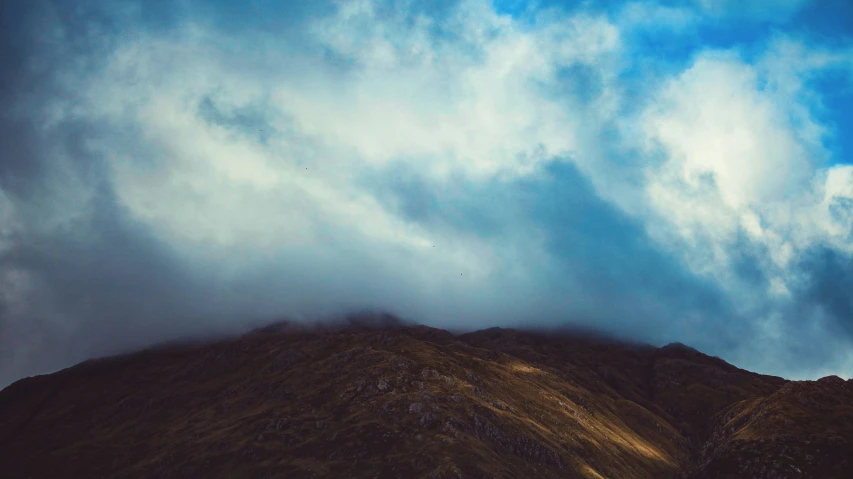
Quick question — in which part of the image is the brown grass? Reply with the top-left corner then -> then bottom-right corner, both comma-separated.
1,321 -> 848,479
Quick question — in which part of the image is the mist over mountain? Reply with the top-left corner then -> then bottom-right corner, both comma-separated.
3,0 -> 853,389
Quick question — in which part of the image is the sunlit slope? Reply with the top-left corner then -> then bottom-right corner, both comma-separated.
1,318 -> 847,478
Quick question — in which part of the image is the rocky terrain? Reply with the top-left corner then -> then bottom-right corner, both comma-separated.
1,314 -> 851,478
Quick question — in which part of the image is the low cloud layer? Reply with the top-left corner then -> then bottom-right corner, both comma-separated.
2,0 -> 853,387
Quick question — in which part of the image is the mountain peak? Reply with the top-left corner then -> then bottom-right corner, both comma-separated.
1,321 -> 849,479
660,341 -> 698,352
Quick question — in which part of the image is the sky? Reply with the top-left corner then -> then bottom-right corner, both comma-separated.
1,0 -> 853,388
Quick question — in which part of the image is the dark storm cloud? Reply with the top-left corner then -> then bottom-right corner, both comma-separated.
0,0 -> 228,386
3,183 -> 220,358
372,159 -> 748,354
529,163 -> 723,308
793,246 -> 853,338
0,0 -> 180,193
0,118 -> 267,386
520,162 -> 748,347
0,0 -> 178,99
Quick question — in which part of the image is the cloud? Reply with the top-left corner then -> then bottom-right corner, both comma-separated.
617,2 -> 699,32
639,39 -> 853,271
0,0 -> 628,386
1,0 -> 853,388
634,35 -> 853,377
692,0 -> 810,22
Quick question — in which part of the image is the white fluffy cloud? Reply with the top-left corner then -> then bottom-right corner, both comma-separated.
642,51 -> 813,274
76,0 -> 625,266
641,41 -> 853,279
637,37 -> 853,378
298,0 -> 620,179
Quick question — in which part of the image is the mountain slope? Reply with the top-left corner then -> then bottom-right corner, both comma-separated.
0,317 -> 848,478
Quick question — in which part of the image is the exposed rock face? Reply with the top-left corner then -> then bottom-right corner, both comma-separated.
0,318 -> 848,478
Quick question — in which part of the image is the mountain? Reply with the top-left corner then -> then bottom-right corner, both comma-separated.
1,314 -> 851,478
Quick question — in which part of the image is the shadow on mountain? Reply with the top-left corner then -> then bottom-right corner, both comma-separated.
1,314 -> 850,478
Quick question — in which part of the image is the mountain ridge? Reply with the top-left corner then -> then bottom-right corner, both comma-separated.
1,316 -> 850,478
